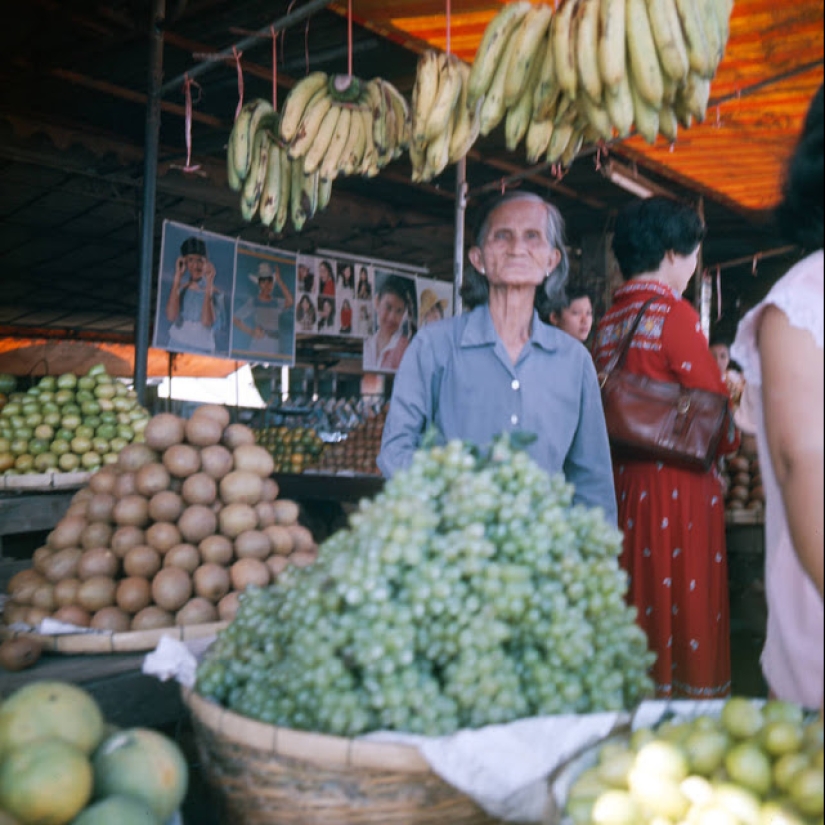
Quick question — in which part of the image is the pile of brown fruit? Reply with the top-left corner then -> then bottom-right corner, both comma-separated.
3,405 -> 317,634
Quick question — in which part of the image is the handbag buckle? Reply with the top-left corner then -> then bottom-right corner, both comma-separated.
677,395 -> 691,415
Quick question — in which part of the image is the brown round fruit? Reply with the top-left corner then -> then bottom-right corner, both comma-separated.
254,501 -> 276,528
163,544 -> 201,574
234,530 -> 271,561
177,505 -> 218,544
51,604 -> 91,628
110,526 -> 146,558
113,471 -> 138,499
123,545 -> 162,579
145,522 -> 183,555
192,564 -> 231,603
232,444 -> 275,478
217,591 -> 240,622
53,577 -> 81,607
77,548 -> 120,581
230,558 -> 270,591
144,413 -> 186,451
175,597 -> 218,626
112,495 -> 150,528
199,445 -> 234,481
117,443 -> 160,473
289,550 -> 317,569
151,567 -> 192,612
287,524 -> 315,554
48,516 -> 88,550
218,503 -> 258,538
134,462 -> 171,498
131,605 -> 174,631
263,525 -> 294,556
32,545 -> 55,574
260,478 -> 279,502
31,582 -> 56,612
273,499 -> 300,526
148,491 -> 184,523
86,493 -> 117,524
265,555 -> 290,580
0,638 -> 44,672
80,522 -> 113,551
115,577 -> 152,614
222,423 -> 256,449
90,606 -> 131,632
163,443 -> 201,478
42,547 -> 83,583
184,415 -> 223,448
191,404 -> 231,429
7,570 -> 46,604
77,576 -> 118,612
88,466 -> 118,495
198,534 -> 233,566
181,473 -> 217,506
219,471 -> 263,505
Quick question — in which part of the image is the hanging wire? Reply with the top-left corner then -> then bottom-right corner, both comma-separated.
171,74 -> 203,174
445,0 -> 451,56
716,266 -> 722,321
270,26 -> 278,110
347,0 -> 353,76
232,47 -> 244,121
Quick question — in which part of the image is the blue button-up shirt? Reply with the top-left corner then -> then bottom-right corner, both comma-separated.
377,304 -> 618,525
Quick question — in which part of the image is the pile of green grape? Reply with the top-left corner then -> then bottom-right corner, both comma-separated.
196,435 -> 655,737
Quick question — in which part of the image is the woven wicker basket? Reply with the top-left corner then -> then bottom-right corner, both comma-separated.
182,687 -> 503,825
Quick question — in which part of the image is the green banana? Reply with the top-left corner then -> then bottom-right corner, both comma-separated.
231,98 -> 274,184
240,125 -> 271,221
479,20 -> 522,136
646,0 -> 690,83
424,54 -> 464,144
674,0 -> 713,78
288,87 -> 333,160
503,2 -> 554,108
258,140 -> 283,227
576,0 -> 604,103
273,149 -> 292,234
318,106 -> 352,180
604,68 -> 635,137
411,51 -> 442,149
290,157 -> 308,231
598,0 -> 627,91
279,72 -> 328,143
626,0 -> 665,107
317,176 -> 333,212
629,78 -> 660,143
525,117 -> 554,164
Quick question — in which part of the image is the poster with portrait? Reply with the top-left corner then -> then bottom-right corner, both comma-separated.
416,277 -> 453,330
153,220 -> 236,357
362,269 -> 418,374
229,242 -> 297,366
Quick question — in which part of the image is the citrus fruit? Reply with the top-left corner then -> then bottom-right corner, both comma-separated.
724,741 -> 773,797
761,720 -> 805,757
684,728 -> 730,776
789,765 -> 824,817
633,739 -> 689,781
591,789 -> 642,825
720,697 -> 764,740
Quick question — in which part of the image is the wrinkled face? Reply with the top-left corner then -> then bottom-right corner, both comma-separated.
470,199 -> 561,289
710,343 -> 730,375
554,296 -> 593,342
376,292 -> 406,336
184,254 -> 206,279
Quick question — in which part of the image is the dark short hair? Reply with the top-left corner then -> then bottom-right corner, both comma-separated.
547,284 -> 594,317
376,274 -> 412,303
462,190 -> 570,314
775,83 -> 823,250
611,197 -> 705,280
180,237 -> 207,257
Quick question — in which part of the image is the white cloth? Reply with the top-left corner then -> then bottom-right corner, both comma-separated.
731,249 -> 824,708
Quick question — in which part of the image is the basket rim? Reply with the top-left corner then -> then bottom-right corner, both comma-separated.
181,685 -> 432,773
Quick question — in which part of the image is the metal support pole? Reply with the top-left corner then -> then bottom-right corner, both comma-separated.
134,0 -> 165,406
453,157 -> 467,316
693,195 -> 705,312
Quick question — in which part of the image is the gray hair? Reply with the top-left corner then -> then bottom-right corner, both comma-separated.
462,191 -> 570,313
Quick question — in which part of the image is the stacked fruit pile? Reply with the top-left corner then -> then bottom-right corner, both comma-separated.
254,424 -> 324,474
196,434 -> 655,736
0,680 -> 187,825
562,697 -> 823,824
0,374 -> 17,413
317,407 -> 386,476
722,442 -> 764,519
3,405 -> 317,633
0,366 -> 149,476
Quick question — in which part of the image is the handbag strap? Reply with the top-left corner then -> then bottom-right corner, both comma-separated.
599,297 -> 656,387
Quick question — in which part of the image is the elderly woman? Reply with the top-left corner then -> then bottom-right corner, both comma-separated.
377,190 -> 617,523
592,196 -> 740,700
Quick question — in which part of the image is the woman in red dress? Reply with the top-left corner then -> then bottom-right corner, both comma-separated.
592,197 -> 739,699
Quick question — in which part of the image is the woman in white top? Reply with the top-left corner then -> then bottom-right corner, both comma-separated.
731,83 -> 823,709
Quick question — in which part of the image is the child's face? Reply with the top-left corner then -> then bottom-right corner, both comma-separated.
555,296 -> 593,342
710,343 -> 730,375
376,292 -> 406,335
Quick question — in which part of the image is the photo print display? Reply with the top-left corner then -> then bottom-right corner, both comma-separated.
416,278 -> 453,330
362,269 -> 418,374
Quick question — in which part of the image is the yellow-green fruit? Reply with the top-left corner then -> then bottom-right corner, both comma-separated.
712,782 -> 762,825
758,800 -> 808,825
591,789 -> 642,825
628,769 -> 690,820
789,766 -> 824,817
597,748 -> 635,788
70,795 -> 161,825
633,739 -> 689,781
724,741 -> 773,797
0,738 -> 93,825
773,751 -> 811,794
761,699 -> 804,725
720,697 -> 764,739
683,728 -> 730,775
761,719 -> 805,757
0,681 -> 104,759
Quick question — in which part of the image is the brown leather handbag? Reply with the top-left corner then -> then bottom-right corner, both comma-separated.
598,298 -> 730,472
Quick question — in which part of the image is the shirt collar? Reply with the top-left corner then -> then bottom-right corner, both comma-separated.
460,304 -> 560,352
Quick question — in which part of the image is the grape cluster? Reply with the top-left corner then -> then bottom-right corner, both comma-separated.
196,435 -> 655,737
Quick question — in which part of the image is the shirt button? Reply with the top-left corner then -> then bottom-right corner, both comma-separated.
511,379 -> 520,390
510,414 -> 518,425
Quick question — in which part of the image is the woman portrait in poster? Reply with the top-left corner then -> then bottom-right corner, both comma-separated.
318,260 -> 336,297
418,288 -> 449,328
296,294 -> 317,332
340,298 -> 353,334
232,261 -> 294,357
357,265 -> 372,299
362,273 -> 416,373
165,236 -> 226,354
337,262 -> 355,292
317,296 -> 336,332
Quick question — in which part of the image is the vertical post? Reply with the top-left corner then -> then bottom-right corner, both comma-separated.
134,0 -> 166,406
453,157 -> 467,316
693,195 -> 705,312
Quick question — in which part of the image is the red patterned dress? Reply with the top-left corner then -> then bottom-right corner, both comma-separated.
592,280 -> 740,698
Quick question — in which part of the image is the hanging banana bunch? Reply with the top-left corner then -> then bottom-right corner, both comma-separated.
452,0 -> 734,170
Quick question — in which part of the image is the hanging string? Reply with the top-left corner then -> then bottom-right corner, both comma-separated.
752,255 -> 758,276
171,74 -> 203,174
232,47 -> 244,121
347,0 -> 353,76
445,0 -> 451,56
270,26 -> 278,110
716,265 -> 722,321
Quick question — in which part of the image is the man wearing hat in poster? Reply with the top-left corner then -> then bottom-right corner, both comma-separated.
233,261 -> 294,356
418,288 -> 449,329
165,236 -> 224,354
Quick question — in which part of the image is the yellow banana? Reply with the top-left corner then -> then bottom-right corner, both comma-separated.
290,158 -> 308,231
317,176 -> 333,212
560,122 -> 586,168
318,106 -> 352,180
598,0 -> 627,90
231,98 -> 274,183
553,93 -> 577,126
604,68 -> 635,137
411,51 -> 442,148
662,73 -> 679,105
554,0 -> 582,100
279,72 -> 328,143
525,117 -> 555,164
714,0 -> 734,49
658,104 -> 679,142
448,63 -> 481,163
546,120 -> 575,164
301,104 -> 342,174
674,0 -> 713,78
258,140 -> 283,227
673,95 -> 693,129
424,54 -> 463,143
504,42 -> 545,152
306,169 -> 320,220
240,125 -> 271,221
629,78 -> 660,143
503,3 -> 554,108
273,149 -> 292,234
646,0 -> 690,83
288,88 -> 333,159
532,15 -> 561,122
577,0 -> 604,103
409,135 -> 427,183
380,81 -> 399,163
580,94 -> 614,141
696,0 -> 723,75
466,0 -> 532,108
422,117 -> 453,182
359,107 -> 380,177
678,71 -> 711,121
626,0 -> 665,107
479,20 -> 522,136
365,80 -> 389,159
384,80 -> 411,151
226,138 -> 242,192
339,106 -> 367,176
